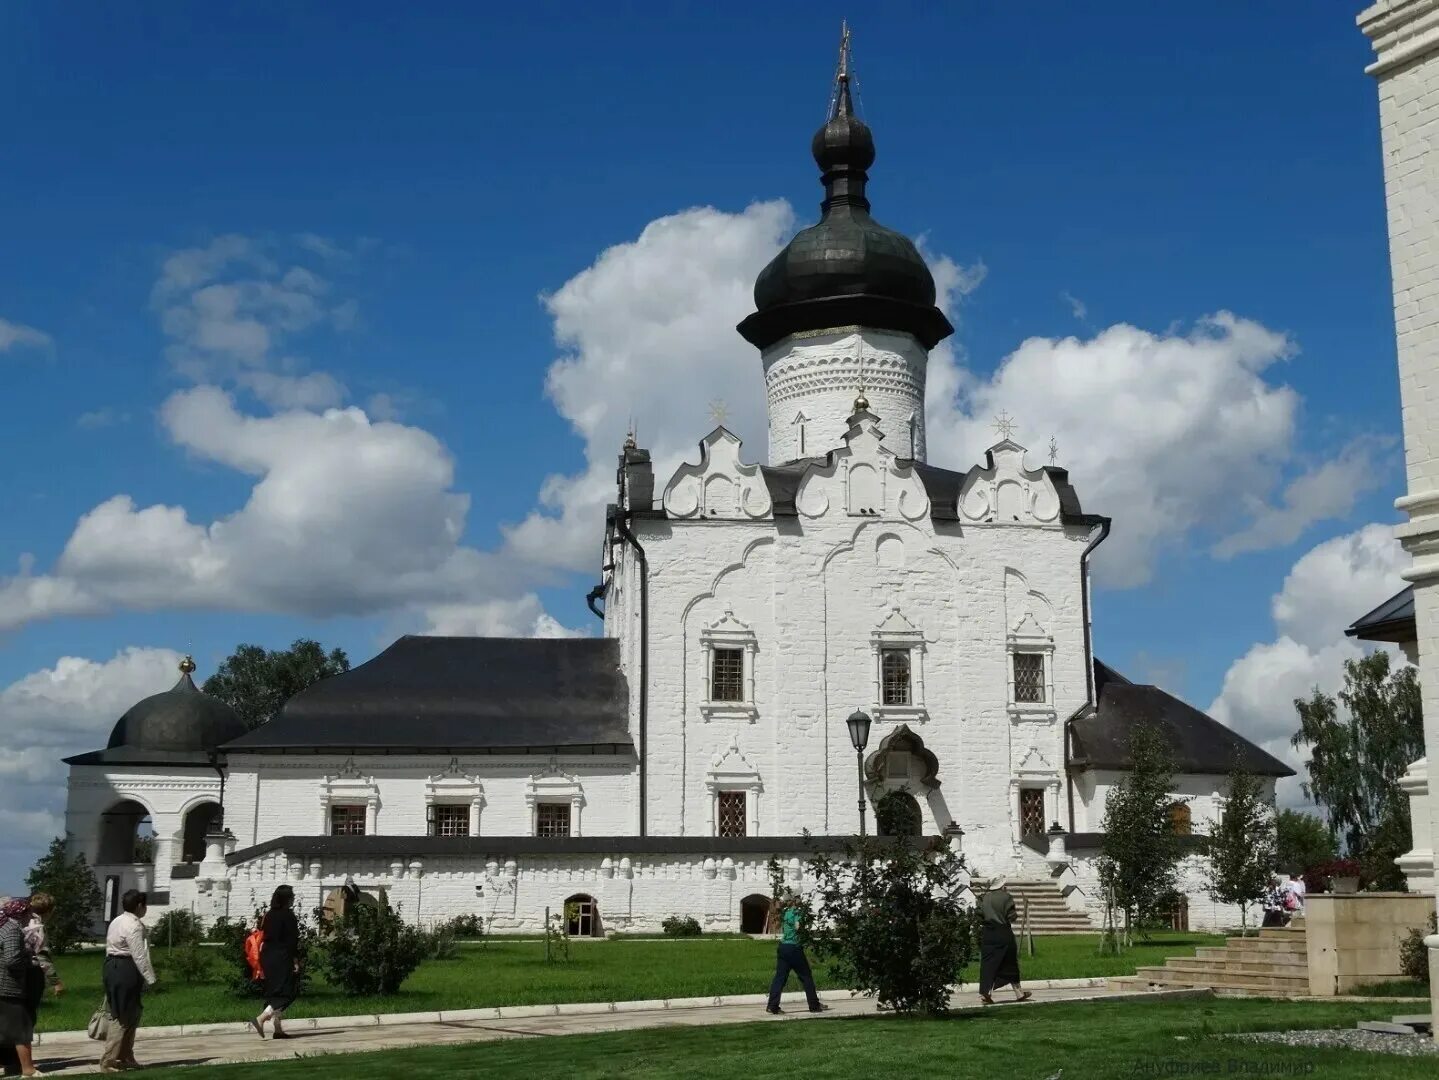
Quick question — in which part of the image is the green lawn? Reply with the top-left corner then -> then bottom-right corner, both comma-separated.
132,998 -> 1432,1080
38,932 -> 1222,1033
1351,979 -> 1430,998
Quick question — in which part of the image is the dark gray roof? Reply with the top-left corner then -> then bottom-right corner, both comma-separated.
1071,660 -> 1293,778
227,833 -> 905,865
222,636 -> 632,754
1346,585 -> 1415,645
65,660 -> 247,766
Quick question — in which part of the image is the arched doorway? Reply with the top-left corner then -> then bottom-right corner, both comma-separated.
875,790 -> 923,837
740,893 -> 773,934
98,800 -> 153,864
181,801 -> 223,863
564,893 -> 600,937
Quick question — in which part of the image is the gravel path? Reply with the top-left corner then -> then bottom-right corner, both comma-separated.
1228,1029 -> 1439,1058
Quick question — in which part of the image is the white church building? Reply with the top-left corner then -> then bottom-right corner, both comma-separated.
63,52 -> 1290,936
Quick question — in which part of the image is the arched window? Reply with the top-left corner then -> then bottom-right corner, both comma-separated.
740,894 -> 773,935
98,800 -> 152,865
564,893 -> 601,937
876,790 -> 923,837
1168,801 -> 1192,836
181,801 -> 223,863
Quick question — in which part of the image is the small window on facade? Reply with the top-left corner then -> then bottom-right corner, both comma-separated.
1013,652 -> 1045,704
330,804 -> 367,836
431,804 -> 469,838
1018,788 -> 1045,836
711,647 -> 745,702
717,791 -> 747,838
881,648 -> 911,706
1168,802 -> 1192,837
536,802 -> 572,838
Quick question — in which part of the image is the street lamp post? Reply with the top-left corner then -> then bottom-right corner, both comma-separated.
846,710 -> 872,836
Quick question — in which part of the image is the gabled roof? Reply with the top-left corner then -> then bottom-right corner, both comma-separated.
757,455 -> 1097,526
1346,585 -> 1415,645
222,636 -> 632,755
1071,660 -> 1293,778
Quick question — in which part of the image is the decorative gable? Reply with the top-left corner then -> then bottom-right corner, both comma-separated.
793,410 -> 930,522
663,427 -> 772,519
958,440 -> 1063,525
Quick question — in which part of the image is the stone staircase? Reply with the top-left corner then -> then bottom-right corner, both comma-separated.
983,878 -> 1096,934
1111,919 -> 1310,995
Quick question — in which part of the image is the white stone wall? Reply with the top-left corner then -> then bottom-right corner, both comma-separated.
222,754 -> 638,850
632,413 -> 1095,877
1072,770 -> 1273,835
1362,0 -> 1439,1017
762,328 -> 929,463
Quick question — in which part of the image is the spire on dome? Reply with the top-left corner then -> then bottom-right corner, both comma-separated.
738,24 -> 952,352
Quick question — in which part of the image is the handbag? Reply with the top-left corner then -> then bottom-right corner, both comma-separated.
87,999 -> 112,1041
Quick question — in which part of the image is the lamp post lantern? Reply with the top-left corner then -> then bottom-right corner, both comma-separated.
846,710 -> 872,836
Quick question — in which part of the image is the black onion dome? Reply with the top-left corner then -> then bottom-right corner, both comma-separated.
739,65 -> 953,351
106,656 -> 247,753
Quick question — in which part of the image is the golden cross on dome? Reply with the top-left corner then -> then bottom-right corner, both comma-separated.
1048,436 -> 1059,465
993,410 -> 1017,441
707,400 -> 729,426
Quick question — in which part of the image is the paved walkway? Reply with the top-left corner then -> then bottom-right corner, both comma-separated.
28,984 -> 1200,1075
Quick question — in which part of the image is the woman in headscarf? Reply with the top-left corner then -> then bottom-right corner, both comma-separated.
251,885 -> 301,1039
0,897 -> 39,1077
977,877 -> 1031,1006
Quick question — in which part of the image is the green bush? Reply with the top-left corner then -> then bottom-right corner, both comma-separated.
319,896 -> 425,995
661,916 -> 702,937
430,914 -> 485,940
422,924 -> 458,960
797,838 -> 979,1015
152,909 -> 205,947
206,916 -> 240,943
161,943 -> 214,984
1399,912 -> 1436,983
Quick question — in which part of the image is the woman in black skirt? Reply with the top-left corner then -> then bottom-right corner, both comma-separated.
251,885 -> 300,1039
977,877 -> 1031,1006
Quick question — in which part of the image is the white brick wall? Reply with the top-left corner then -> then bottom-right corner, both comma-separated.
1362,0 -> 1439,1017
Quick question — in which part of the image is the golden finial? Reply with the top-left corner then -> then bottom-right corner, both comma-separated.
623,422 -> 637,450
854,388 -> 870,413
179,655 -> 197,675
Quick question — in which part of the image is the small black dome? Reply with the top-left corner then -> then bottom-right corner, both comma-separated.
738,69 -> 953,351
106,658 -> 247,753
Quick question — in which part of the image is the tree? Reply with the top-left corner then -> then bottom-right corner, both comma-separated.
1097,725 -> 1185,941
1274,809 -> 1336,877
1291,650 -> 1422,883
25,837 -> 103,953
203,639 -> 350,729
1206,768 -> 1275,930
796,837 -> 978,1016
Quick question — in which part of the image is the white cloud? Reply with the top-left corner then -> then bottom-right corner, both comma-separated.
423,594 -> 587,638
0,317 -> 52,353
153,235 -> 351,406
1061,290 -> 1087,321
76,407 -> 131,429
501,201 -> 796,572
1208,523 -> 1410,806
0,648 -> 183,882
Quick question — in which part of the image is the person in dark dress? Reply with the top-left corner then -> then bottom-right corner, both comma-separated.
0,898 -> 37,1078
250,885 -> 300,1040
978,878 -> 1031,1005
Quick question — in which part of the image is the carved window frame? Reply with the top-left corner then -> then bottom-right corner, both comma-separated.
526,765 -> 585,837
871,613 -> 927,722
700,610 -> 759,721
1007,619 -> 1056,721
320,770 -> 381,836
425,768 -> 486,837
705,766 -> 762,838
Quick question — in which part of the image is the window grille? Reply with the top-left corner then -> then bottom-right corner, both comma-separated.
1019,789 -> 1045,836
536,802 -> 572,838
880,648 -> 911,705
330,804 -> 367,836
711,647 -> 745,702
717,791 -> 747,838
432,804 -> 469,837
1013,653 -> 1045,703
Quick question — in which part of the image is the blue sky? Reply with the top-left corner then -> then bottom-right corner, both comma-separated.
0,3 -> 1410,884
